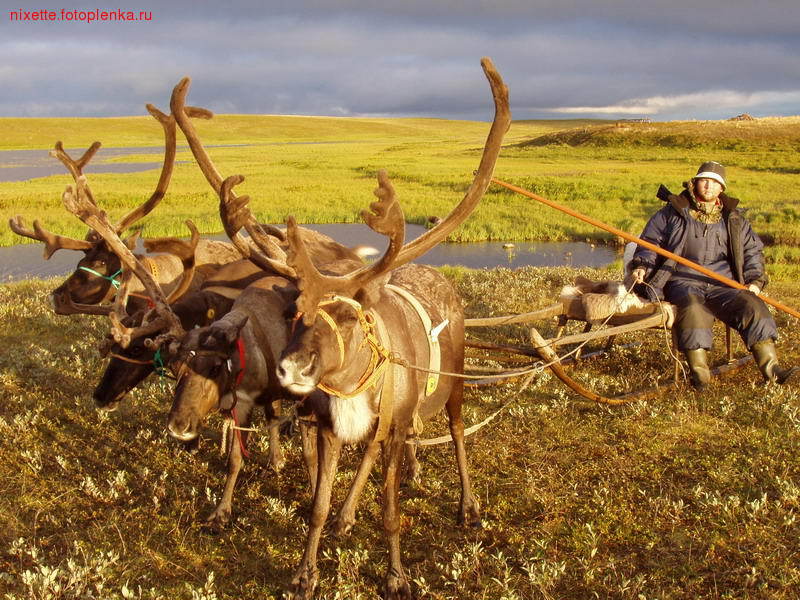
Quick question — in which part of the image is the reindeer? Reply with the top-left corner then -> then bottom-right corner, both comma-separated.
92,258 -> 266,411
8,82 -> 241,316
275,57 -> 509,600
69,165 -> 369,527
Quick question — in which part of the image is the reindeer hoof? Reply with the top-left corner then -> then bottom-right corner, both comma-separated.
284,568 -> 317,600
182,437 -> 200,453
384,573 -> 413,599
333,515 -> 354,537
95,400 -> 121,413
457,499 -> 482,528
203,507 -> 232,531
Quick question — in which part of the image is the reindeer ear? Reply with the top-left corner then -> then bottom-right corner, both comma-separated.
354,274 -> 389,310
208,312 -> 249,347
124,230 -> 141,250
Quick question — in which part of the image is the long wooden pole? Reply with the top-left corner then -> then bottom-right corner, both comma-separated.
491,177 -> 800,320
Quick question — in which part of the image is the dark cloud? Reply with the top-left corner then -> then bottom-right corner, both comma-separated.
2,1 -> 799,120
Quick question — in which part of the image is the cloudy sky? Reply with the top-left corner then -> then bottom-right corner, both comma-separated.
3,1 -> 799,121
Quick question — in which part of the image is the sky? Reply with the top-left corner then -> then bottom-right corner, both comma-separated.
2,0 -> 799,121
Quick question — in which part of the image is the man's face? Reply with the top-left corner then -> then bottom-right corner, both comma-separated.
694,178 -> 723,202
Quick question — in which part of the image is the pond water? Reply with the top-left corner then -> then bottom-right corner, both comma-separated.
0,146 -> 167,181
1,146 -> 619,282
0,223 -> 618,283
0,142 -> 356,182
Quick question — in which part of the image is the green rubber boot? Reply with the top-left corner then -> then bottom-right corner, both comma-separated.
685,348 -> 711,390
751,340 -> 799,385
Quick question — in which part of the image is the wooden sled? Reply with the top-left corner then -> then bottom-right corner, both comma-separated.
465,279 -> 754,404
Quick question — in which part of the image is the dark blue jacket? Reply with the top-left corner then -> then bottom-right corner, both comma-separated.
631,188 -> 768,301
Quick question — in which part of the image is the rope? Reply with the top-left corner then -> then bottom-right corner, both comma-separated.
219,405 -> 299,456
78,266 -> 122,289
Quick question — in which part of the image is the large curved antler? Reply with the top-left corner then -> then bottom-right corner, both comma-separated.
114,104 -> 178,233
9,94 -> 179,258
393,57 -> 509,265
62,177 -> 185,348
8,215 -> 93,259
169,77 -> 289,264
8,141 -> 102,257
218,175 -> 296,277
288,170 -> 404,321
287,57 -> 509,321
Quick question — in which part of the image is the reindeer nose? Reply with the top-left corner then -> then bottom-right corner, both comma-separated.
276,363 -> 287,379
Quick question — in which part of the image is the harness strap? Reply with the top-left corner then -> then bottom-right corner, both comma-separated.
142,256 -> 159,282
234,337 -> 246,387
385,283 -> 447,397
315,305 -> 391,399
370,311 -> 394,443
78,266 -> 123,289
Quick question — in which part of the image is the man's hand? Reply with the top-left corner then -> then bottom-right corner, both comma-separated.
631,267 -> 646,284
747,283 -> 761,295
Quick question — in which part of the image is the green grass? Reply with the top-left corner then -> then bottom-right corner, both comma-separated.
2,116 -> 799,264
2,268 -> 800,598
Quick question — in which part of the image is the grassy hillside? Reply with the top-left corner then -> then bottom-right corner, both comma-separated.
2,115 -> 799,277
2,268 -> 800,599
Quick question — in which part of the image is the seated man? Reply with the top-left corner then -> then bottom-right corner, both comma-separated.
629,161 -> 797,389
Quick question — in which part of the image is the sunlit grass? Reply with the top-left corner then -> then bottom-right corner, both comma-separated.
2,268 -> 800,598
3,115 -> 799,283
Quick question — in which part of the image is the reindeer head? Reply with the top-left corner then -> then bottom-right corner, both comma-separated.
9,96 -> 177,314
166,313 -> 250,442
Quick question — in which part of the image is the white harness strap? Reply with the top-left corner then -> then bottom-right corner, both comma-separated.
385,284 -> 448,397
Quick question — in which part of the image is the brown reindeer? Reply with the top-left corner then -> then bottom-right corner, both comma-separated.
70,166 -> 370,526
8,83 -> 240,315
159,172 -> 373,527
276,57 -> 509,600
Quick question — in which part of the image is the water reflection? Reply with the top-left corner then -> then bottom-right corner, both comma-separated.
1,222 -> 617,282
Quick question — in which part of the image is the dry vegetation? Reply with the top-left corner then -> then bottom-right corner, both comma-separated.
2,267 -> 800,599
2,115 -> 800,598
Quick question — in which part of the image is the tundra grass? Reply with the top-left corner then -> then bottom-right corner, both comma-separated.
3,116 -> 799,253
2,267 -> 800,599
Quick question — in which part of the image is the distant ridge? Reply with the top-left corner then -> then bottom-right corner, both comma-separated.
515,116 -> 800,149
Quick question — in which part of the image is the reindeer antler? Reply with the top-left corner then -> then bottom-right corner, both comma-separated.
394,57 -> 509,265
287,57 -> 509,322
288,170 -> 404,321
62,177 -> 185,348
113,104 -> 178,233
169,77 -> 289,266
50,141 -> 102,182
8,215 -> 93,259
9,95 -> 179,258
218,175 -> 296,277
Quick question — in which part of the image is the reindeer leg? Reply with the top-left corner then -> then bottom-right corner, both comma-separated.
286,424 -> 342,600
334,437 -> 380,536
205,401 -> 255,529
404,431 -> 421,485
382,433 -> 413,600
265,397 -> 285,472
446,365 -> 481,527
299,419 -> 318,498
